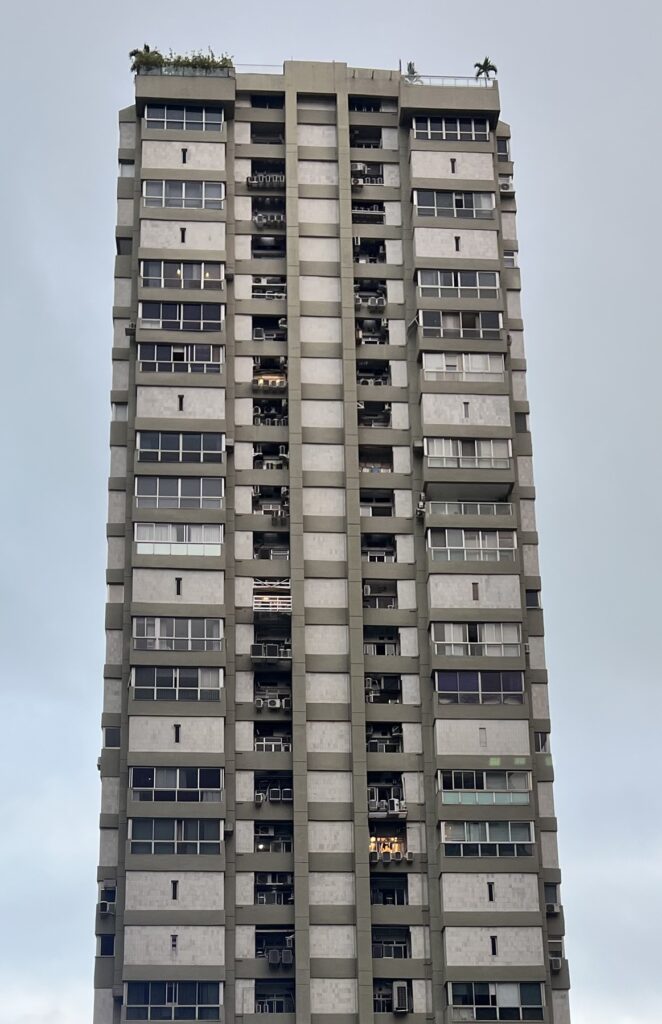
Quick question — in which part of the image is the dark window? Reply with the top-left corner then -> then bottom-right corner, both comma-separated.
104,727 -> 121,748
515,412 -> 529,433
526,590 -> 540,609
116,237 -> 132,256
99,935 -> 115,956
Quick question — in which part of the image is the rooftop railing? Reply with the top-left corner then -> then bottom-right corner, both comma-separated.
406,75 -> 495,88
137,66 -> 234,77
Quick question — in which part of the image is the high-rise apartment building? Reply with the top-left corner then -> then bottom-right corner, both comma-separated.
95,59 -> 571,1024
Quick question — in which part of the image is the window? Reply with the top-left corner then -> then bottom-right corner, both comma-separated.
422,352 -> 505,383
431,622 -> 522,657
424,437 -> 512,469
426,527 -> 516,562
138,342 -> 224,374
116,237 -> 132,256
118,160 -> 135,177
413,116 -> 489,141
111,402 -> 128,421
138,302 -> 224,332
434,670 -> 524,705
104,727 -> 121,748
98,935 -> 115,956
525,589 -> 540,609
134,522 -> 223,556
447,981 -> 543,1021
132,617 -> 223,652
504,250 -> 518,268
414,189 -> 494,219
419,309 -> 502,339
417,269 -> 499,299
142,179 -> 225,209
534,732 -> 550,754
140,260 -> 224,290
497,137 -> 511,161
135,476 -> 224,509
144,104 -> 224,131
251,94 -> 284,108
438,769 -> 531,805
129,818 -> 222,855
130,767 -> 223,802
132,666 -> 223,702
126,981 -> 221,1020
136,432 -> 225,463
442,820 -> 534,857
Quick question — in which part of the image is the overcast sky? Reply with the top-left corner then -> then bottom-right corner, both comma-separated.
1,1 -> 661,1021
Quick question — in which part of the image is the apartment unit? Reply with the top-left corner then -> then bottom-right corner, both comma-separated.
96,59 -> 571,1024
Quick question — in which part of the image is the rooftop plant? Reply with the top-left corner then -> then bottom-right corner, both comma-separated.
129,45 -> 234,73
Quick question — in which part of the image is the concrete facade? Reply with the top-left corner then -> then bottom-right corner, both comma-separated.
95,58 -> 570,1024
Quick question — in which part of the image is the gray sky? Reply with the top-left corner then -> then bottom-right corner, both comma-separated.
1,1 -> 661,1021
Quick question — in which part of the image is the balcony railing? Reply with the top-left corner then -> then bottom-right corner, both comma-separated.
254,737 -> 292,753
251,643 -> 292,660
406,74 -> 495,87
428,547 -> 515,562
423,369 -> 505,383
433,641 -> 521,657
253,595 -> 293,612
362,549 -> 396,563
427,501 -> 513,516
426,455 -> 511,470
137,65 -> 234,77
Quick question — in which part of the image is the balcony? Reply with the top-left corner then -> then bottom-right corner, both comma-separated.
368,778 -> 407,818
352,202 -> 386,225
254,727 -> 292,753
357,361 -> 390,387
356,316 -> 389,345
361,539 -> 396,563
252,402 -> 289,427
254,443 -> 289,471
368,825 -> 410,863
360,491 -> 395,518
254,983 -> 295,1014
252,236 -> 287,259
358,402 -> 391,429
427,500 -> 513,517
257,931 -> 295,968
350,160 -> 385,186
253,581 -> 292,614
366,726 -> 403,753
253,361 -> 288,391
254,536 -> 291,560
247,160 -> 286,188
255,871 -> 294,906
253,196 -> 286,228
253,317 -> 287,342
251,124 -> 285,145
363,581 -> 398,610
365,674 -> 402,704
252,275 -> 287,300
355,283 -> 387,310
255,775 -> 294,805
251,642 -> 293,663
371,876 -> 408,906
372,928 -> 411,960
353,238 -> 386,262
359,448 -> 393,473
350,125 -> 383,148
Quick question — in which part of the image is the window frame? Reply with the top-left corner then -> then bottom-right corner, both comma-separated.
426,526 -> 516,562
138,301 -> 225,332
434,669 -> 524,705
131,665 -> 223,702
136,431 -> 225,464
134,475 -> 224,509
412,116 -> 490,142
140,259 -> 224,290
419,309 -> 503,340
128,817 -> 223,855
142,178 -> 225,209
134,521 -> 223,556
431,621 -> 522,657
424,436 -> 512,470
137,341 -> 224,374
130,766 -> 224,802
132,616 -> 223,652
413,189 -> 495,219
144,103 -> 224,131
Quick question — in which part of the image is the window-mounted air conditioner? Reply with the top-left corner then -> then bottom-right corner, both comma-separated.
546,902 -> 561,915
392,981 -> 410,1014
550,957 -> 563,972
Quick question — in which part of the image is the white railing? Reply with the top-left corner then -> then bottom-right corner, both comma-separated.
441,792 -> 530,806
426,456 -> 511,470
427,501 -> 513,516
423,369 -> 505,383
253,595 -> 293,612
408,75 -> 496,88
362,550 -> 396,563
433,641 -> 521,657
136,542 -> 222,557
236,64 -> 283,73
428,548 -> 515,563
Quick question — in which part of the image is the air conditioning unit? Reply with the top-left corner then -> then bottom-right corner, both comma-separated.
500,181 -> 513,192
351,162 -> 367,173
405,851 -> 413,862
254,793 -> 265,805
268,949 -> 281,966
388,798 -> 400,813
368,799 -> 379,812
267,698 -> 281,709
253,328 -> 266,340
268,787 -> 282,802
550,957 -> 563,972
363,584 -> 372,596
546,902 -> 561,915
366,691 -> 376,702
382,850 -> 392,864
392,850 -> 403,862
264,643 -> 280,657
281,788 -> 293,802
255,698 -> 264,709
98,901 -> 114,915
281,948 -> 294,966
392,981 -> 410,1014
369,850 -> 380,863
281,696 -> 292,710
351,177 -> 364,186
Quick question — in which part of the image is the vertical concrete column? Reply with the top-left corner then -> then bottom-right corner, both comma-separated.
283,73 -> 312,1024
336,76 -> 374,1023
